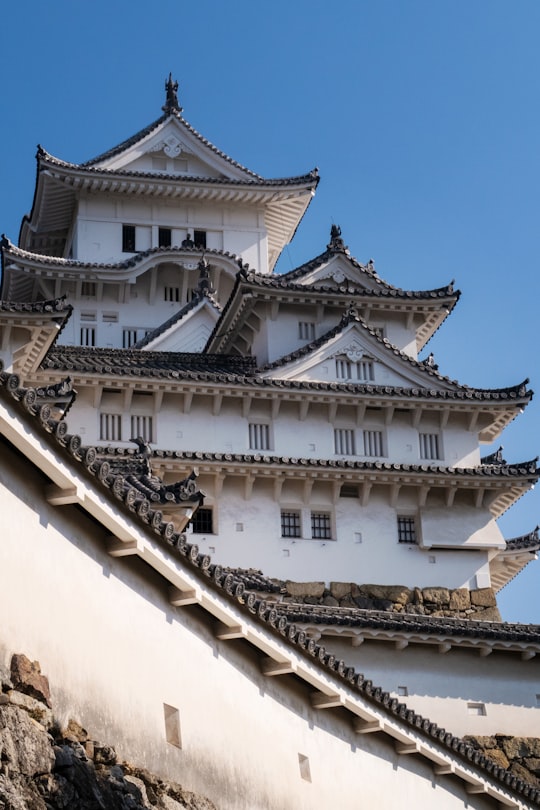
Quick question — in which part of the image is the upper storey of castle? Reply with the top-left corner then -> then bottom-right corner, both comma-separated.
17,76 -> 319,274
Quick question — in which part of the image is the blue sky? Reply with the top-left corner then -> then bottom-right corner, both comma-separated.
1,1 -> 539,621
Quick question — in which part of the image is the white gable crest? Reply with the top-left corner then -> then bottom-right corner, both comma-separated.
147,135 -> 192,158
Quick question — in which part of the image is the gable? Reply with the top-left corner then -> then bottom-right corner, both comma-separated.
142,299 -> 220,353
92,118 -> 252,182
294,254 -> 383,293
261,321 -> 455,391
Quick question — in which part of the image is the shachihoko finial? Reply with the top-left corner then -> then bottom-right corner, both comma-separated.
162,74 -> 183,114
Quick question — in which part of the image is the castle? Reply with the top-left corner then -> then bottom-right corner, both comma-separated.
0,76 -> 539,808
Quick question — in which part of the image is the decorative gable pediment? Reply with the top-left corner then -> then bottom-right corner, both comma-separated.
141,298 -> 220,353
295,254 -> 382,293
261,320 -> 455,392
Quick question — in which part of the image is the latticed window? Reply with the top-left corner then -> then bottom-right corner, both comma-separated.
335,356 -> 374,382
363,430 -> 384,457
80,326 -> 96,347
164,286 -> 181,302
158,227 -> 172,248
100,413 -> 122,442
122,224 -> 136,252
311,512 -> 332,540
81,282 -> 96,296
123,329 -> 138,348
191,508 -> 214,534
281,511 -> 301,538
334,428 -> 355,455
249,423 -> 270,451
298,322 -> 315,340
130,415 -> 154,443
397,516 -> 417,544
419,433 -> 441,460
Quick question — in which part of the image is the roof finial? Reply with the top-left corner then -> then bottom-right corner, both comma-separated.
162,73 -> 182,114
328,223 -> 347,251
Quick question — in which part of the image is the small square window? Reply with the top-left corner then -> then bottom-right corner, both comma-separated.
397,516 -> 417,544
159,227 -> 172,248
281,510 -> 301,538
363,430 -> 384,457
122,224 -> 136,253
298,754 -> 311,783
467,702 -> 486,716
311,512 -> 332,540
100,413 -> 122,442
397,686 -> 408,697
340,483 -> 358,498
298,322 -> 315,341
164,286 -> 181,302
419,433 -> 441,460
163,704 -> 181,748
130,415 -> 154,443
334,428 -> 355,455
249,423 -> 270,451
191,508 -> 214,534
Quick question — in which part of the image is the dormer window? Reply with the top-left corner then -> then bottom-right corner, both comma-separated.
336,356 -> 374,382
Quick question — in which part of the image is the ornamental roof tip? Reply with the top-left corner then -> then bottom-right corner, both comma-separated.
506,525 -> 540,551
162,74 -> 183,114
327,224 -> 349,253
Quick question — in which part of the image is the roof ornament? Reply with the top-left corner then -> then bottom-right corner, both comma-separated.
481,446 -> 506,466
423,352 -> 439,371
162,73 -> 183,114
328,224 -> 347,251
130,436 -> 154,476
197,256 -> 215,296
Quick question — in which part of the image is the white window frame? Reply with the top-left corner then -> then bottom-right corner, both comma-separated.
248,422 -> 271,451
130,414 -> 154,443
334,428 -> 356,456
419,432 -> 442,461
280,510 -> 302,538
100,412 -> 122,442
397,515 -> 417,544
362,429 -> 385,457
310,511 -> 333,540
298,321 -> 315,341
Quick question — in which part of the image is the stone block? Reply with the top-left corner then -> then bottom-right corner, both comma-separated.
285,581 -> 325,598
509,761 -> 540,788
62,718 -> 88,743
330,582 -> 352,599
473,606 -> 502,622
470,588 -> 497,608
421,587 -> 450,606
525,757 -> 540,776
322,595 -> 339,607
10,654 -> 51,709
501,736 -> 540,760
7,690 -> 53,729
0,704 -> 55,776
449,588 -> 471,611
484,748 -> 510,770
360,584 -> 411,605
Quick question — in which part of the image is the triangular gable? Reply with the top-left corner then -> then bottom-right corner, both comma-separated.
292,253 -> 385,293
89,116 -> 257,182
260,318 -> 458,391
140,297 -> 220,353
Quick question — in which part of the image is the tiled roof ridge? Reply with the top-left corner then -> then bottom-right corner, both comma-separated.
506,526 -> 540,551
133,292 -> 222,349
100,445 -> 540,478
37,145 -> 318,188
78,110 -> 263,178
0,294 -> 72,315
40,344 -> 533,401
2,238 -> 250,273
244,266 -> 458,300
0,368 -> 538,804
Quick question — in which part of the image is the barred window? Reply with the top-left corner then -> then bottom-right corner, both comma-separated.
419,433 -> 441,460
397,516 -> 417,544
311,512 -> 332,540
334,428 -> 355,455
80,326 -> 96,347
191,508 -> 213,534
363,430 -> 384,457
123,329 -> 138,348
100,413 -> 122,442
298,322 -> 315,341
336,356 -> 374,382
281,511 -> 301,538
122,224 -> 136,252
194,230 -> 207,249
249,423 -> 270,451
130,415 -> 154,443
164,286 -> 181,302
81,282 -> 96,296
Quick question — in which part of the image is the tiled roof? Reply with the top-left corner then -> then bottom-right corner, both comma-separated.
0,295 -> 71,315
40,344 -> 532,404
2,239 -> 249,273
506,526 -> 540,552
0,369 -> 539,804
133,289 -> 222,350
38,146 -> 319,189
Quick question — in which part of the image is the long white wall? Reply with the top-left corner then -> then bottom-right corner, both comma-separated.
0,438 -> 497,810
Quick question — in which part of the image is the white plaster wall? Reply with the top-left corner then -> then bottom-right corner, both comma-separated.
323,639 -> 540,737
0,442 -> 494,810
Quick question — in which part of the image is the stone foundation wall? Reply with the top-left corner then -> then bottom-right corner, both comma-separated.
0,654 -> 216,810
273,582 -> 502,621
465,736 -> 540,790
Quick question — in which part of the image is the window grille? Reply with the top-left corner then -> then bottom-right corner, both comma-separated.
281,511 -> 301,538
363,430 -> 384,457
336,356 -> 374,381
191,508 -> 214,534
81,282 -> 96,296
123,329 -> 138,348
122,224 -> 136,252
419,433 -> 441,460
334,428 -> 355,455
130,415 -> 154,443
298,322 -> 315,341
311,512 -> 332,540
102,312 -> 118,323
249,423 -> 270,451
159,227 -> 172,248
80,326 -> 96,347
339,483 -> 359,498
164,286 -> 181,302
397,516 -> 417,544
100,413 -> 122,442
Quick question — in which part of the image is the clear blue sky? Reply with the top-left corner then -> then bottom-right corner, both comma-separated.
1,1 -> 539,621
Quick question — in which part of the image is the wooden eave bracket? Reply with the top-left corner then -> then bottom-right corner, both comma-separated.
311,690 -> 343,709
168,585 -> 200,607
352,717 -> 382,734
214,621 -> 245,640
107,536 -> 141,557
46,483 -> 79,506
261,656 -> 295,676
